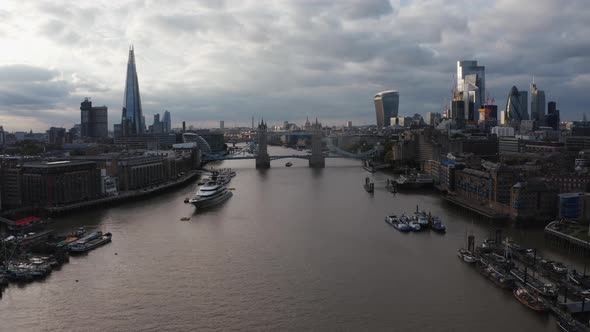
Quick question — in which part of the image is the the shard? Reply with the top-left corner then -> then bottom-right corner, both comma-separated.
121,45 -> 144,136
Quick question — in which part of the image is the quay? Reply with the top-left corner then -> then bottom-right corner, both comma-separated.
545,221 -> 590,257
44,170 -> 200,214
441,195 -> 508,221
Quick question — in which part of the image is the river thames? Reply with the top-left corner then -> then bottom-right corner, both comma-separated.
0,147 -> 583,331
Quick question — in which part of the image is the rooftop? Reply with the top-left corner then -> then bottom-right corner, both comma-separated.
22,160 -> 97,168
558,192 -> 590,198
374,90 -> 399,97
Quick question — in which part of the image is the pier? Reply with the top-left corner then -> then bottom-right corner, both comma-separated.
545,221 -> 590,257
465,235 -> 590,330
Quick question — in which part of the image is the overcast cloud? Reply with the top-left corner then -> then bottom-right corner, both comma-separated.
0,0 -> 589,131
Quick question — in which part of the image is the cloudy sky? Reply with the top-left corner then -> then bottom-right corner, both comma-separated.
0,0 -> 589,131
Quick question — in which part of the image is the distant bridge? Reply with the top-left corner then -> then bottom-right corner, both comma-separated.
203,123 -> 378,168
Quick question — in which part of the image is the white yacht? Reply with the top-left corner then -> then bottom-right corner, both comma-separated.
190,182 -> 233,209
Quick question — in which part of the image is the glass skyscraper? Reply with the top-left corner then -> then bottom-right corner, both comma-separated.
457,61 -> 485,121
530,80 -> 546,125
163,111 -> 171,132
505,86 -> 525,121
121,46 -> 144,136
374,90 -> 399,129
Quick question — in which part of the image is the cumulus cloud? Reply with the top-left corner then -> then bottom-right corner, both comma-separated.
0,0 -> 589,131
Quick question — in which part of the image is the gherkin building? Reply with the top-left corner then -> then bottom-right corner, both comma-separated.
505,86 -> 524,121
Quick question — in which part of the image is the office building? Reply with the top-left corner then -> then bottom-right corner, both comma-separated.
21,161 -> 101,206
220,121 -> 224,130
520,120 -> 536,133
492,126 -> 515,137
511,181 -> 558,220
519,91 -> 529,120
162,111 -> 171,133
0,125 -> 5,146
120,46 -> 145,136
114,134 -> 179,150
450,100 -> 466,129
499,137 -> 522,154
0,156 -> 26,209
347,121 -> 353,128
548,101 -> 557,114
193,130 -> 225,152
425,112 -> 442,126
478,105 -> 498,126
558,193 -> 590,221
114,124 -> 122,138
530,80 -> 546,125
457,61 -> 485,121
80,98 -> 108,139
545,101 -> 560,130
47,127 -> 66,145
374,90 -> 399,128
505,86 -> 525,121
150,113 -> 165,134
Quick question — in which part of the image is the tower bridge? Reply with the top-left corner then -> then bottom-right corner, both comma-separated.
203,120 -> 378,168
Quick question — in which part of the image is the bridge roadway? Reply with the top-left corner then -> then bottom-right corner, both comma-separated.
203,154 -> 360,161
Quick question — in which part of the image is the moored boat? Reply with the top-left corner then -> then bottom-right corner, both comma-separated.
416,214 -> 429,229
285,162 -> 293,167
385,179 -> 397,193
458,249 -> 478,264
478,262 -> 515,289
68,231 -> 101,250
513,286 -> 548,312
431,217 -> 446,233
69,232 -> 112,253
190,181 -> 233,209
364,177 -> 374,193
385,214 -> 410,232
510,268 -> 557,298
408,219 -> 422,232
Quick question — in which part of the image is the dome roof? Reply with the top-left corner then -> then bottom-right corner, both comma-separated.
182,133 -> 211,154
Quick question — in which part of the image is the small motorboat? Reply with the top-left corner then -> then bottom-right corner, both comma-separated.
431,217 -> 446,233
408,219 -> 422,232
180,217 -> 190,221
417,215 -> 429,229
384,215 -> 398,224
458,249 -> 477,264
395,221 -> 411,232
184,198 -> 190,203
285,162 -> 293,167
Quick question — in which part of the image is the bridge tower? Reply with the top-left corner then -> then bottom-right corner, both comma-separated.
255,119 -> 271,169
309,118 -> 325,168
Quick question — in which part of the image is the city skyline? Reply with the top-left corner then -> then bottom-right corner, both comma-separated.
0,0 -> 589,131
